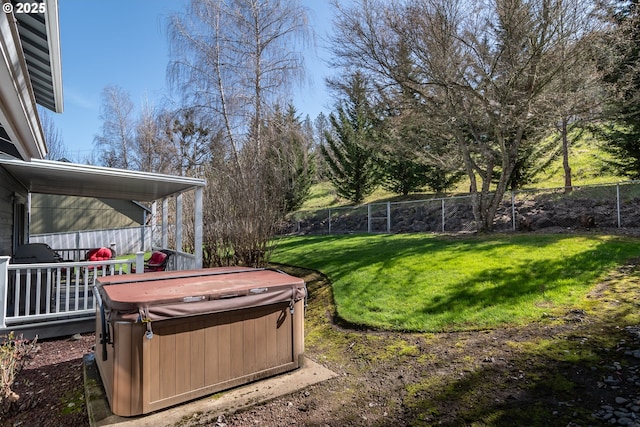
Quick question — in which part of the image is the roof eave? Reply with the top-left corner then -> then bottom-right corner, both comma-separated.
43,0 -> 63,113
0,9 -> 47,159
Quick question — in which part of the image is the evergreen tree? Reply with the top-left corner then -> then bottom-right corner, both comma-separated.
379,46 -> 465,196
264,105 -> 315,213
598,0 -> 640,178
321,72 -> 381,204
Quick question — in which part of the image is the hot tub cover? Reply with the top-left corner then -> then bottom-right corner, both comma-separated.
95,267 -> 306,324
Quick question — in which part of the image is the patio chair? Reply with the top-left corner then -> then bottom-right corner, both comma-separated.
86,247 -> 114,262
132,251 -> 169,273
84,247 -> 114,277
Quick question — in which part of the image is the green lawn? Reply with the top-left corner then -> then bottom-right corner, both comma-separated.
271,233 -> 640,332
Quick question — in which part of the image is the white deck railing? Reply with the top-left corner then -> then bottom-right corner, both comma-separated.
0,250 -> 199,331
0,256 -> 138,329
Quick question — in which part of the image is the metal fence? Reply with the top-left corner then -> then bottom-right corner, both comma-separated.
283,181 -> 640,235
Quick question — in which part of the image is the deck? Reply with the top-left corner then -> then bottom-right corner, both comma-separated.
0,250 -> 197,339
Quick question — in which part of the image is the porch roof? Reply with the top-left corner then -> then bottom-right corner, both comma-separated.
0,157 -> 205,201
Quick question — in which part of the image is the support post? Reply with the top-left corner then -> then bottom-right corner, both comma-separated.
195,187 -> 203,269
0,256 -> 8,328
162,197 -> 169,249
135,252 -> 145,274
151,201 -> 157,250
176,193 -> 183,253
75,232 -> 80,261
140,211 -> 146,251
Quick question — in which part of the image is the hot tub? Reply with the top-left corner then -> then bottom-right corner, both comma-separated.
94,267 -> 306,417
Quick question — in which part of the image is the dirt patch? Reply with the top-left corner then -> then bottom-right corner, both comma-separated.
5,260 -> 640,426
1,333 -> 93,427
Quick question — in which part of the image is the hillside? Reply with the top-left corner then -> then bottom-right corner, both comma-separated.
303,132 -> 625,211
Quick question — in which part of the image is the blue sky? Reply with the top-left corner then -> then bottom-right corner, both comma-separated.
50,0 -> 336,163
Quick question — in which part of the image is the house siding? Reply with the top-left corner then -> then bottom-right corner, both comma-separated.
30,195 -> 146,234
0,167 -> 27,256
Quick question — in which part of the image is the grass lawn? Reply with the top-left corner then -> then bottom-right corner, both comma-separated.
271,233 -> 640,332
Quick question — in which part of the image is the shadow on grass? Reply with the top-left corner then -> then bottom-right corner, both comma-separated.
418,244 -> 620,317
274,233 -> 640,331
297,263 -> 640,426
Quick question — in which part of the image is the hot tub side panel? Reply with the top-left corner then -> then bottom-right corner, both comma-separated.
95,316 -> 146,417
142,300 -> 303,414
96,299 -> 304,416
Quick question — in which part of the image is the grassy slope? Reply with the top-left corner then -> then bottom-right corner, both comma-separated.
278,134 -> 639,332
303,131 -> 624,210
272,233 -> 640,332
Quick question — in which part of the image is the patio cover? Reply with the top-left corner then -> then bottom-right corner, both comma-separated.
0,157 -> 205,201
1,156 -> 205,268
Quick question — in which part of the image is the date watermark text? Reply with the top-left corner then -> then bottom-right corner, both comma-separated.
3,2 -> 46,14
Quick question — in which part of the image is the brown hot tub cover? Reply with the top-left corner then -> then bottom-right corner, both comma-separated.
95,268 -> 307,338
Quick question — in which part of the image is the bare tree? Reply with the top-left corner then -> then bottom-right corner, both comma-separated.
330,0 -> 599,231
164,108 -> 215,176
94,85 -> 135,169
40,108 -> 68,161
168,0 -> 309,155
134,100 -> 160,172
168,0 -> 310,266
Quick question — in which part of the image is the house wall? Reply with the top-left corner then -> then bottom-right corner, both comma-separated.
0,166 -> 27,256
30,195 -> 146,234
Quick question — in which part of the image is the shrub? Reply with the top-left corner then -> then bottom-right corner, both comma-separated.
0,332 -> 38,415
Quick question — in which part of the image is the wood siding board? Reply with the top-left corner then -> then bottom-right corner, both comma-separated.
159,325 -> 177,400
276,306 -> 293,365
217,319 -> 231,383
175,321 -> 191,395
190,319 -> 205,390
255,307 -> 269,371
229,312 -> 244,378
113,323 -> 133,416
204,315 -> 220,385
243,313 -> 256,375
148,325 -> 160,404
129,324 -> 144,415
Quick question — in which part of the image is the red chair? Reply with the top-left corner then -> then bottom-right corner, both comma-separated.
84,247 -> 114,277
132,251 -> 169,273
86,247 -> 113,262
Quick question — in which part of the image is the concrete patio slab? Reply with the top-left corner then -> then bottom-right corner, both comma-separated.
83,353 -> 338,427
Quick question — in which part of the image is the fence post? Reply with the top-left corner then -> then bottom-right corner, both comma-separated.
0,256 -> 8,328
387,202 -> 391,233
367,204 -> 372,233
441,198 -> 445,232
328,208 -> 331,234
617,183 -> 621,228
511,191 -> 516,231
